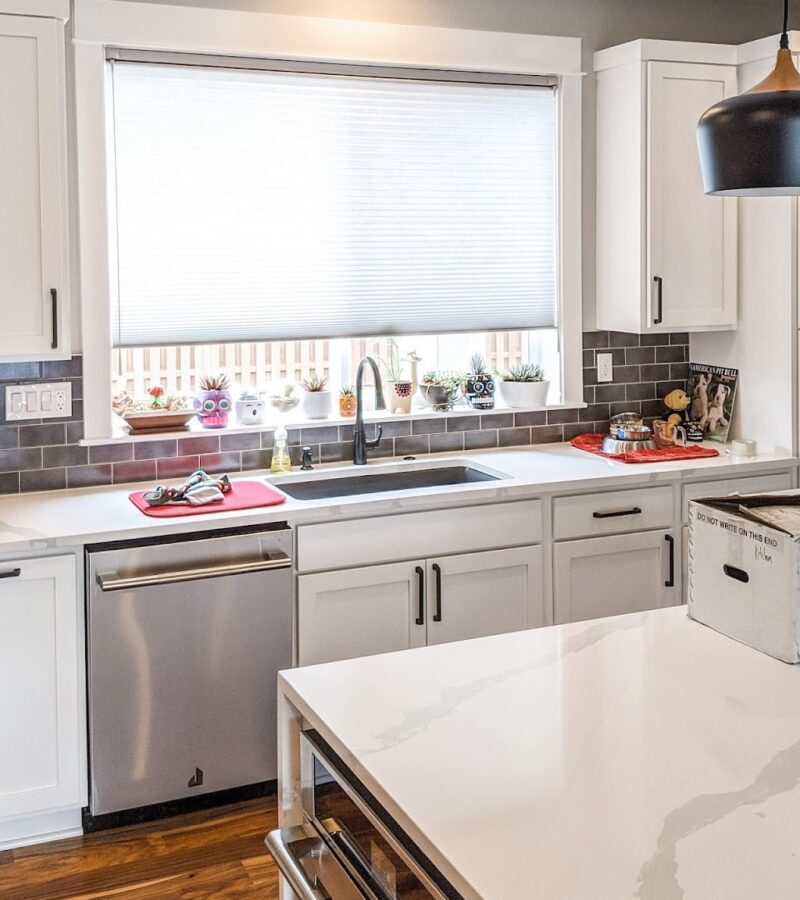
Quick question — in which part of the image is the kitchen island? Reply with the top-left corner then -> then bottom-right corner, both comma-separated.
276,607 -> 800,899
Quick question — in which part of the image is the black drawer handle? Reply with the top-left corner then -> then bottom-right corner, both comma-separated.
664,534 -> 675,588
51,288 -> 58,350
0,568 -> 21,579
723,564 -> 749,584
593,507 -> 643,519
653,275 -> 663,325
432,563 -> 442,622
415,565 -> 424,625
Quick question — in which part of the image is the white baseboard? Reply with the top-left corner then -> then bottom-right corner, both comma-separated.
0,807 -> 82,851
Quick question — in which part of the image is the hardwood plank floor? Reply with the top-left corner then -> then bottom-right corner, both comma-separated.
0,798 -> 280,899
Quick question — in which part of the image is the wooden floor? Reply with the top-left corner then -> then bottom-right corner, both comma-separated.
0,798 -> 280,899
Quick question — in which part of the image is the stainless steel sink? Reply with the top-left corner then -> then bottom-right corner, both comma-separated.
276,465 -> 501,500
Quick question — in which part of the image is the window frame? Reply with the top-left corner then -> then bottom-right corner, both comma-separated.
74,0 -> 583,440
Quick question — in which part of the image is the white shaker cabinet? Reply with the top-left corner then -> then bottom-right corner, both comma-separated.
297,560 -> 427,666
0,14 -> 70,360
595,41 -> 737,333
297,546 -> 545,666
0,555 -> 81,826
553,530 -> 679,624
425,547 -> 544,646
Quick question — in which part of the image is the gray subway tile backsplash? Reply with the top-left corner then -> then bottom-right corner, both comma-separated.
0,334 -> 689,493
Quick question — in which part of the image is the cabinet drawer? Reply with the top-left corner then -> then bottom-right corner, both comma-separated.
682,472 -> 793,522
553,486 -> 673,539
297,500 -> 542,573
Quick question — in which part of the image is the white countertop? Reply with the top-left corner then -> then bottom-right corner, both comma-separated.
0,441 -> 794,553
280,608 -> 800,900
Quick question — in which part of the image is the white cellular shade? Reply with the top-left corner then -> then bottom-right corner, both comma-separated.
110,61 -> 558,347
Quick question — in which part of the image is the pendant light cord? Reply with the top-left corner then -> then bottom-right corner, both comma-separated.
782,0 -> 790,48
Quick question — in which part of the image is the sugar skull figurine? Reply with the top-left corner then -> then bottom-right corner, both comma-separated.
195,374 -> 232,429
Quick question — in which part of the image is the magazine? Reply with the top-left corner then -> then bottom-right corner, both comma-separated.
686,363 -> 738,443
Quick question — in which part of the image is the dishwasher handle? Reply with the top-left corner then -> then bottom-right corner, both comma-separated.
97,551 -> 291,592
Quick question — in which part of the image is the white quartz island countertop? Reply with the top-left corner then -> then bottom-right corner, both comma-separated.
279,608 -> 800,900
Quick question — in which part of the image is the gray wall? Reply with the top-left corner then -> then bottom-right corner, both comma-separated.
119,0 -> 779,326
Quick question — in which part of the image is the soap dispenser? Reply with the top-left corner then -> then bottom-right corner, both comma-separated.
270,423 -> 292,474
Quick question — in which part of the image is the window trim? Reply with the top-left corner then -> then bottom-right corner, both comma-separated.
74,0 -> 583,440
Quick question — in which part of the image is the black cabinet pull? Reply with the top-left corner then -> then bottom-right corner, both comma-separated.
593,507 -> 642,519
50,288 -> 58,350
723,564 -> 749,584
432,563 -> 442,622
0,568 -> 21,579
664,534 -> 675,588
415,566 -> 424,626
653,276 -> 663,325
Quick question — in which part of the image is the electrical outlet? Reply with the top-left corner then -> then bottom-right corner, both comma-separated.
5,382 -> 72,421
596,353 -> 614,383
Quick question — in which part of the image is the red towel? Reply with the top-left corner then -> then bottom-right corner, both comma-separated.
571,432 -> 720,463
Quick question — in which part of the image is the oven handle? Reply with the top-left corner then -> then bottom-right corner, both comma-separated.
265,827 -> 328,900
96,552 -> 291,591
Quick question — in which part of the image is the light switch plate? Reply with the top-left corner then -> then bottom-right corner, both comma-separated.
596,353 -> 614,383
5,382 -> 72,421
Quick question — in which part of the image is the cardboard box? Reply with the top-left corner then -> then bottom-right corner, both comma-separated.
688,493 -> 800,664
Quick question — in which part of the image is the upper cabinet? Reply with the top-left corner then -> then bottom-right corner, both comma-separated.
0,12 -> 70,361
595,41 -> 738,334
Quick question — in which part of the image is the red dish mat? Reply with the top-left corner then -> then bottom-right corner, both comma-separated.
571,432 -> 720,464
129,479 -> 286,517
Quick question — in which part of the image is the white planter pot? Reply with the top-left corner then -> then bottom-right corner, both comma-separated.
497,379 -> 550,409
302,390 -> 332,420
234,398 -> 265,425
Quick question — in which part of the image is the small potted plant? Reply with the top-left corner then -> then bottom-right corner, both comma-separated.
418,371 -> 461,411
496,363 -> 549,408
301,372 -> 331,419
339,385 -> 357,417
380,340 -> 419,414
195,374 -> 233,428
235,388 -> 265,425
464,353 -> 495,410
112,389 -> 195,434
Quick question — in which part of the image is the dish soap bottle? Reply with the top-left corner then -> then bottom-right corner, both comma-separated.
270,423 -> 292,474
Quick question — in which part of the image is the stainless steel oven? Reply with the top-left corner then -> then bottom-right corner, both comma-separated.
267,730 -> 460,900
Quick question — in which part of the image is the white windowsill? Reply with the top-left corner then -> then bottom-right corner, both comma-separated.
79,401 -> 588,446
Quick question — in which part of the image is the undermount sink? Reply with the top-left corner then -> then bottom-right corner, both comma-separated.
277,464 -> 502,500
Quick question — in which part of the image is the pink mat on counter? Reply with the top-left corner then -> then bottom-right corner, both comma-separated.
571,432 -> 720,464
129,479 -> 286,517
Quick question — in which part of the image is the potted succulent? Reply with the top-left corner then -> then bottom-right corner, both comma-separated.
380,340 -> 420,414
301,372 -> 331,419
464,353 -> 496,410
234,388 -> 265,425
339,385 -> 357,417
195,374 -> 233,428
496,363 -> 549,408
418,370 -> 461,411
269,384 -> 299,414
112,389 -> 195,434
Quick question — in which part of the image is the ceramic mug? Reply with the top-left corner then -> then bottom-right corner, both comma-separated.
652,418 -> 687,449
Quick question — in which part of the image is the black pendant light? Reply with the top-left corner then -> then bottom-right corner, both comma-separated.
697,0 -> 800,195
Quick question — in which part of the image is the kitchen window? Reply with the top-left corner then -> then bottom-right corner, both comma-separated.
105,52 -> 565,402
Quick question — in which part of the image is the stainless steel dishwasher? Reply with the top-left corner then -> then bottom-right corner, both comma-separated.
86,524 -> 292,819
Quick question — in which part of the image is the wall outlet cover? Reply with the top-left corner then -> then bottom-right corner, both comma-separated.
596,353 -> 613,383
5,382 -> 73,421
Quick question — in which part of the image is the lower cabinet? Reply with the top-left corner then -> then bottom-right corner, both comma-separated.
0,555 -> 81,823
425,547 -> 543,646
553,530 -> 679,624
298,545 -> 543,666
297,560 -> 426,666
